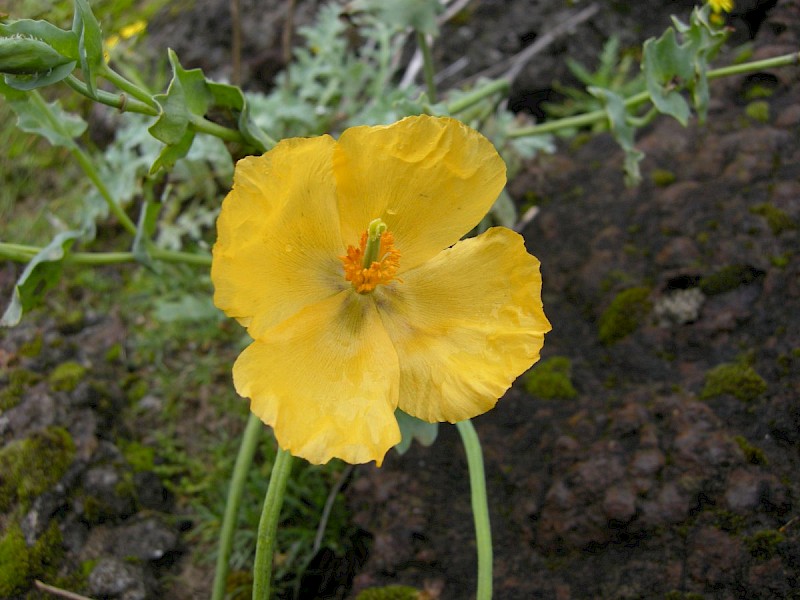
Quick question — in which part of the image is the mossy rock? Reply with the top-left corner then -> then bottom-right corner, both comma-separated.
19,333 -> 43,358
598,287 -> 652,344
700,363 -> 767,402
745,529 -> 784,561
698,265 -> 762,296
745,100 -> 770,123
734,435 -> 768,465
49,361 -> 88,392
524,356 -> 578,399
355,585 -> 421,600
0,520 -> 63,597
651,168 -> 676,187
0,368 -> 42,411
748,203 -> 797,236
0,426 -> 76,512
119,440 -> 156,473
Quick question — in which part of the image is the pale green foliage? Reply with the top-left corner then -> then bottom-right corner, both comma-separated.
546,35 -> 644,128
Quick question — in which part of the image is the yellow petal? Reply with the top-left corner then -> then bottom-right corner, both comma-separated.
333,115 -> 506,272
233,291 -> 401,465
212,136 -> 347,338
376,227 -> 551,422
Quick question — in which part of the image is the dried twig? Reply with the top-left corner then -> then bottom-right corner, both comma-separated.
34,580 -> 95,600
461,3 -> 600,85
282,0 -> 297,68
230,0 -> 242,85
312,464 -> 355,554
400,0 -> 482,89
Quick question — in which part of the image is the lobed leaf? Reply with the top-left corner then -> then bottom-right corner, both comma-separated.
72,0 -> 104,97
207,80 -> 270,152
0,79 -> 86,147
642,27 -> 692,125
356,0 -> 443,36
0,19 -> 79,60
0,35 -> 75,74
1,231 -> 83,327
394,409 -> 439,455
5,60 -> 76,90
589,86 -> 644,186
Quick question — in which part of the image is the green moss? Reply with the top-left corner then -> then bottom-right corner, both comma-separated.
0,426 -> 76,512
651,168 -> 676,187
119,440 -> 156,472
598,287 -> 652,344
770,253 -> 791,268
124,376 -> 149,402
58,308 -> 85,334
19,333 -> 43,358
699,265 -> 761,296
665,593 -> 705,600
734,435 -> 768,465
48,361 -> 88,392
745,529 -> 784,561
355,585 -> 421,600
743,83 -> 774,100
749,203 -> 797,235
0,368 -> 42,411
104,342 -> 124,363
745,100 -> 770,123
0,520 -> 63,597
700,363 -> 767,402
711,509 -> 747,534
524,357 -> 578,399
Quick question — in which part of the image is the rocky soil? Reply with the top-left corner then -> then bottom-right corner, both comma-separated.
1,0 -> 798,599
349,1 -> 800,598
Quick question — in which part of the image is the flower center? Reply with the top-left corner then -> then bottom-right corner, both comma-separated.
340,218 -> 401,294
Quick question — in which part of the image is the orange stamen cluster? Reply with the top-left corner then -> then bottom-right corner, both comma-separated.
341,231 -> 401,293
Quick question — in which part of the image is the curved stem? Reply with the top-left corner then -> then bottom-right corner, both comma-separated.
99,63 -> 160,111
64,75 -> 158,116
0,242 -> 211,267
417,31 -> 437,103
456,419 -> 493,600
212,414 -> 264,600
252,447 -> 294,600
188,114 -> 248,144
447,79 -> 510,115
28,91 -> 138,236
510,51 -> 800,138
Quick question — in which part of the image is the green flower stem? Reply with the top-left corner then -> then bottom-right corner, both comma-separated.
706,51 -> 800,79
0,242 -> 211,267
66,71 -> 271,149
99,63 -> 160,111
253,447 -> 294,600
447,79 -> 510,115
456,419 -> 493,600
64,74 -> 158,116
509,51 -> 800,138
212,413 -> 264,600
417,31 -> 437,103
28,91 -> 139,236
188,114 -> 250,145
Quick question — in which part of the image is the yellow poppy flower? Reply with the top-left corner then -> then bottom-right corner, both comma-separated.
212,115 -> 551,466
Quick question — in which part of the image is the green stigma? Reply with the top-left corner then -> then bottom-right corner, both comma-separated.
362,218 -> 387,268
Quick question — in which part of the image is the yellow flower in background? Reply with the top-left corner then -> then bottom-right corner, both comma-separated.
212,115 -> 551,465
105,19 -> 146,52
708,0 -> 733,14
